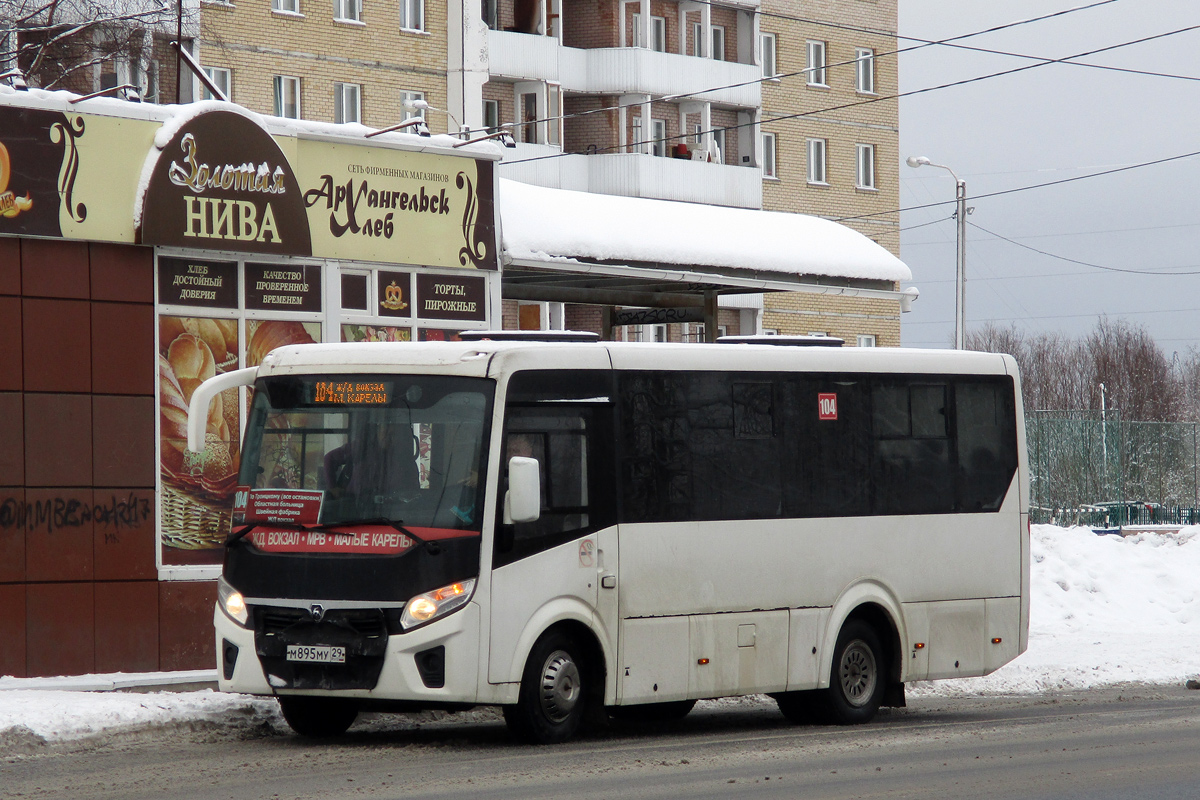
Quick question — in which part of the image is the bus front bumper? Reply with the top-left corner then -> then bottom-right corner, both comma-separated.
213,601 -> 481,703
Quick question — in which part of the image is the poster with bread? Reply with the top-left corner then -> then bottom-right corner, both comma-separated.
158,315 -> 241,564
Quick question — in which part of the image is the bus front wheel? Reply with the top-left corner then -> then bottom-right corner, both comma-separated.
820,619 -> 885,725
278,696 -> 358,738
504,631 -> 591,744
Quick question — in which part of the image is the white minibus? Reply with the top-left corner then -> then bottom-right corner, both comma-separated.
189,335 -> 1028,743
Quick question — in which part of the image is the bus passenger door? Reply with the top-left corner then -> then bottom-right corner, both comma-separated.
487,402 -> 617,687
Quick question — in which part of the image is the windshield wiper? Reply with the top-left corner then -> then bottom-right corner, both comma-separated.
226,519 -> 306,545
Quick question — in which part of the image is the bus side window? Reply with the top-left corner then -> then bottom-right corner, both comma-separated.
955,379 -> 1018,511
872,381 -> 953,515
495,409 -> 594,567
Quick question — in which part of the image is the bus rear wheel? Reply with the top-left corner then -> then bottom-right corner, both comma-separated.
278,696 -> 358,738
503,631 -> 592,744
818,620 -> 885,725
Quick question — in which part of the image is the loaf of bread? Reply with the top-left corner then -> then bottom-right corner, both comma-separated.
248,320 -> 316,367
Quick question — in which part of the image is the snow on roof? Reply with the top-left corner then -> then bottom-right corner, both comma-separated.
498,178 -> 911,283
0,85 -> 503,158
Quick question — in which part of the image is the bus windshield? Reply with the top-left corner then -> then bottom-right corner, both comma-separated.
238,374 -> 493,532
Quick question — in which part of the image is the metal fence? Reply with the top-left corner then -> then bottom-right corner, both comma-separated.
1026,410 -> 1200,526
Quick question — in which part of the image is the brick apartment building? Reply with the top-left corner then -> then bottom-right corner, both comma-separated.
189,0 -> 907,344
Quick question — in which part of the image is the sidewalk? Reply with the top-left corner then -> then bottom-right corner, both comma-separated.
0,670 -> 218,693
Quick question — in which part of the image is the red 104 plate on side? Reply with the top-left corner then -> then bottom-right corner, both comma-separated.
818,393 -> 838,420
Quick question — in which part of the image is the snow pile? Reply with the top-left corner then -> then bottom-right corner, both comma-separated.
1,525 -> 1197,742
498,178 -> 912,283
0,688 -> 281,746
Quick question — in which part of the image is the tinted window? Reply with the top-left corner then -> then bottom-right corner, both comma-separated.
779,377 -> 871,518
872,381 -> 953,514
619,372 -> 783,523
617,371 -> 1018,523
956,380 -> 1018,511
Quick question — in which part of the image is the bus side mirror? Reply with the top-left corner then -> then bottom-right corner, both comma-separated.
504,456 -> 541,524
187,367 -> 258,452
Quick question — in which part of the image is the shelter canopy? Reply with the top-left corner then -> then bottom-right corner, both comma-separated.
498,179 -> 912,308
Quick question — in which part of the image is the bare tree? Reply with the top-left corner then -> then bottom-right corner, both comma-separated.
965,318 -> 1187,422
1088,317 -> 1183,423
1,0 -> 195,95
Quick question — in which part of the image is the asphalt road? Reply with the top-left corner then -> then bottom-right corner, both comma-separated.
4,685 -> 1200,800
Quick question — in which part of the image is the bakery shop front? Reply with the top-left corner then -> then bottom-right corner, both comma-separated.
0,92 -> 500,677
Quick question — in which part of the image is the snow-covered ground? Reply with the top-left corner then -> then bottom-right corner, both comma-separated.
2,524 -> 1197,744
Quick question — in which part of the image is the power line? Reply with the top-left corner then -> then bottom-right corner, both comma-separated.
851,146 -> 1200,223
966,220 -> 1200,275
904,306 -> 1200,325
494,0 -> 1124,136
503,21 -> 1200,175
905,219 -> 1200,244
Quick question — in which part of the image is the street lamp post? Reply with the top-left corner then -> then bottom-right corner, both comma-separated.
907,156 -> 967,350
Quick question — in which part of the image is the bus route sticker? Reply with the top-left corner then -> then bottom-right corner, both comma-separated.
818,393 -> 838,420
247,488 -> 324,524
579,539 -> 595,567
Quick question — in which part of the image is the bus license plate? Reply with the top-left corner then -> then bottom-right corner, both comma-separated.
286,645 -> 346,664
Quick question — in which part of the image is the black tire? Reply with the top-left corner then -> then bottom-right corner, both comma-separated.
278,696 -> 359,738
773,690 -> 820,724
608,699 -> 696,723
503,631 -> 593,744
814,619 -> 885,725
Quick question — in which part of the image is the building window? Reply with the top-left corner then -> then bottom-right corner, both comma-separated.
856,143 -> 876,189
334,0 -> 361,21
272,0 -> 300,13
692,21 -> 703,57
651,118 -> 666,157
273,75 -> 301,118
483,98 -> 499,132
857,334 -> 877,348
142,60 -> 160,103
520,91 -> 539,143
631,115 -> 643,153
401,90 -> 425,120
632,324 -> 667,343
806,40 -> 827,86
761,131 -> 777,178
760,32 -> 776,78
547,83 -> 562,146
201,66 -> 231,101
711,25 -> 726,61
807,137 -> 827,184
632,14 -> 666,52
482,0 -> 498,29
334,82 -> 360,124
713,127 -> 726,163
0,28 -> 14,71
400,0 -> 424,31
855,47 -> 875,94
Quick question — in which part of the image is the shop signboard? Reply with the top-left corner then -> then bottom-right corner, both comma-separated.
0,101 -> 499,270
415,274 -> 487,321
376,271 -> 413,318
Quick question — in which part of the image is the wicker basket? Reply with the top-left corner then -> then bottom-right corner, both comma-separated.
160,484 -> 231,550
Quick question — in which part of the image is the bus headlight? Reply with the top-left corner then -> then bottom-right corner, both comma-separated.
401,579 -> 476,630
217,576 -> 249,627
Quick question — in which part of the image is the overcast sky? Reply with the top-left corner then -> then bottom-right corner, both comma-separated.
897,0 -> 1200,354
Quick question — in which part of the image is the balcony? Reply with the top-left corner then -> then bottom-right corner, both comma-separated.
487,31 -> 761,108
499,146 -> 762,209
